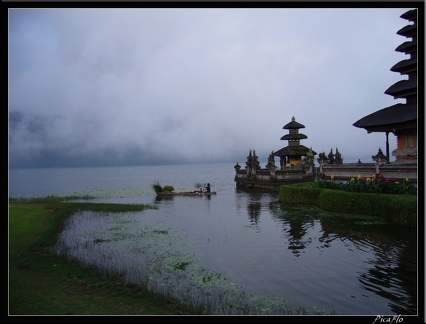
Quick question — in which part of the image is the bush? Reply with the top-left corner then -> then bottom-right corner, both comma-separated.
279,184 -> 417,227
279,186 -> 321,204
163,185 -> 175,192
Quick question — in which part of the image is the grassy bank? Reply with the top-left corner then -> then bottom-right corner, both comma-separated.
9,198 -> 204,315
9,197 -> 339,316
278,183 -> 418,227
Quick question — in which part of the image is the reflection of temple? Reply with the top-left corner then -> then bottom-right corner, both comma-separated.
234,117 -> 317,189
270,205 -> 417,313
247,200 -> 262,225
321,9 -> 418,183
318,215 -> 417,315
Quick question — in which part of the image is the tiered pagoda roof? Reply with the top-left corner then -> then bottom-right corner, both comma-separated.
274,116 -> 313,157
353,8 -> 417,133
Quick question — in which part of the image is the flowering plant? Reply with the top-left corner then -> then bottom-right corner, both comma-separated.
313,175 -> 416,195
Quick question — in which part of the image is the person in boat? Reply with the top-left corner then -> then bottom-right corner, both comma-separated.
205,183 -> 211,193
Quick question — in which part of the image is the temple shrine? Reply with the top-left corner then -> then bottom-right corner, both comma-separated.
322,8 -> 418,183
234,9 -> 418,188
274,116 -> 316,169
353,8 -> 417,164
234,117 -> 317,189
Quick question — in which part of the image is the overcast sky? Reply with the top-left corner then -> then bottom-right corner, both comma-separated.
9,7 -> 414,168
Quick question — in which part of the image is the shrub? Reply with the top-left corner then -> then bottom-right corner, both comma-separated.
279,183 -> 417,227
163,185 -> 175,192
279,186 -> 321,204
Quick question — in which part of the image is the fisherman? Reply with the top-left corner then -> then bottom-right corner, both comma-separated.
205,183 -> 211,193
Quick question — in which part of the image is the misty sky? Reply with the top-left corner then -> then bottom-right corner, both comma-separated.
9,7 -> 414,168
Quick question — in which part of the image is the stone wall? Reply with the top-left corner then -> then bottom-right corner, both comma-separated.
321,163 -> 417,183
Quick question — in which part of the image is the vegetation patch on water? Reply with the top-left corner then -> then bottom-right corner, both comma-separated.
53,210 -> 336,315
10,188 -> 155,202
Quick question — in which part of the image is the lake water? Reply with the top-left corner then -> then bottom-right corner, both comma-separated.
9,163 -> 418,315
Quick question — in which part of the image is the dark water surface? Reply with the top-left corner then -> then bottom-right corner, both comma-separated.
9,164 -> 418,315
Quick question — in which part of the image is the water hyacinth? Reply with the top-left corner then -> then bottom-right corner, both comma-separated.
314,175 -> 416,195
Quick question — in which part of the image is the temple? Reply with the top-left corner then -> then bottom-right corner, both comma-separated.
321,8 -> 418,183
234,117 -> 317,189
234,9 -> 418,189
353,8 -> 417,163
274,116 -> 314,169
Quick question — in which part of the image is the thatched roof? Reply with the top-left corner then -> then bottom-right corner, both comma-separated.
280,133 -> 308,140
397,23 -> 417,37
390,57 -> 417,72
283,116 -> 305,129
274,145 -> 316,157
395,40 -> 417,54
353,103 -> 417,132
385,78 -> 417,97
400,9 -> 417,21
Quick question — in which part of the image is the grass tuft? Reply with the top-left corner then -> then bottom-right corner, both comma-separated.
151,181 -> 163,194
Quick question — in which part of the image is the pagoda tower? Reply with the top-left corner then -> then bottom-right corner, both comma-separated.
353,9 -> 418,164
274,116 -> 315,169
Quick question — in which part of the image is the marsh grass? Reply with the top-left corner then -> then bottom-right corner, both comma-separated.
9,188 -> 156,203
9,199 -> 199,315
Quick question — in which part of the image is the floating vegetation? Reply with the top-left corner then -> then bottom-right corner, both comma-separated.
162,186 -> 175,192
152,181 -> 163,194
53,210 -> 336,315
9,188 -> 156,202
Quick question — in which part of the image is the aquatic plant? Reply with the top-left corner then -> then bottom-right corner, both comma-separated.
162,185 -> 175,192
152,181 -> 163,194
53,211 -> 337,315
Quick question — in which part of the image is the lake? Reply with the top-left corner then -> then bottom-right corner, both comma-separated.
8,163 -> 418,315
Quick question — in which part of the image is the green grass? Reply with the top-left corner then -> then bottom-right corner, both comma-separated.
9,200 -> 204,315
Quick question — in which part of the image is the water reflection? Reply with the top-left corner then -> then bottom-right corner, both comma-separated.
155,195 -> 174,203
271,203 -> 417,315
57,189 -> 417,315
357,237 -> 417,315
238,191 -> 417,314
247,202 -> 261,225
317,211 -> 417,315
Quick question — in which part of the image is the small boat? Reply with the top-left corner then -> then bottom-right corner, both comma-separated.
156,190 -> 217,197
152,182 -> 215,197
